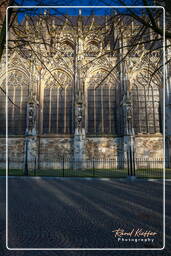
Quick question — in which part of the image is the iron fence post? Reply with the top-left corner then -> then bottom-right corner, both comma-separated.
133,150 -> 136,176
130,149 -> 133,176
34,157 -> 36,176
127,151 -> 130,176
62,155 -> 65,177
93,158 -> 95,177
24,136 -> 28,176
8,156 -> 10,175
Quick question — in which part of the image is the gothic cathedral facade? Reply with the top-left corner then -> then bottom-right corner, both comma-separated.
0,12 -> 164,169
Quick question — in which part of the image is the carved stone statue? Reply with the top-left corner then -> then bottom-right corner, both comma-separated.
75,91 -> 83,130
24,92 -> 39,174
26,93 -> 39,136
120,90 -> 134,135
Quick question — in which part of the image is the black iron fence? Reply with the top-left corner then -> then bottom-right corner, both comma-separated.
0,154 -> 171,179
38,157 -> 128,178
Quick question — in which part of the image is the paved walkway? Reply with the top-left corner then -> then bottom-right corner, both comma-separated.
0,178 -> 171,255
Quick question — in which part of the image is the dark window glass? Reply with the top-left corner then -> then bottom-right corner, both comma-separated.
42,71 -> 73,134
0,71 -> 28,135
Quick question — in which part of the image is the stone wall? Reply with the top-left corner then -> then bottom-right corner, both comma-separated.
39,137 -> 73,159
39,137 -> 74,169
85,137 -> 123,159
0,137 -> 24,169
134,135 -> 164,159
86,135 -> 164,159
0,135 -> 164,170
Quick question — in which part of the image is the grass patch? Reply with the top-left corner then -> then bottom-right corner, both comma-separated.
0,169 -> 23,176
0,168 -> 171,179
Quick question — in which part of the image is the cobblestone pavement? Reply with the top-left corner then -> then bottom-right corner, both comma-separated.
0,178 -> 170,256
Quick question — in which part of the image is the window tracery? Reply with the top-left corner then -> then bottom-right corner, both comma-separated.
85,41 -> 100,56
0,70 -> 29,135
43,70 -> 73,134
87,69 -> 116,135
132,71 -> 161,133
60,41 -> 75,57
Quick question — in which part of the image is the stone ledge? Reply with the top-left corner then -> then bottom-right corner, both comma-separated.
135,133 -> 163,137
38,134 -> 74,138
0,135 -> 25,138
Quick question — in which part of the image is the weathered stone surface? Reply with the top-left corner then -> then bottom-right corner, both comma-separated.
39,137 -> 74,160
85,137 -> 122,158
0,135 -> 164,169
134,135 -> 164,159
74,128 -> 86,161
0,138 -> 24,169
0,138 -> 24,157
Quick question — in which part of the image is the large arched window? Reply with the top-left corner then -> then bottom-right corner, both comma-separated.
86,69 -> 117,135
0,70 -> 29,135
43,70 -> 73,134
132,71 -> 161,133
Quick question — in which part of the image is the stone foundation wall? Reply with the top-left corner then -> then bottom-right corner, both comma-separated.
39,137 -> 73,158
85,137 -> 123,158
134,135 -> 164,159
0,137 -> 24,169
86,136 -> 164,159
39,137 -> 74,169
0,135 -> 164,169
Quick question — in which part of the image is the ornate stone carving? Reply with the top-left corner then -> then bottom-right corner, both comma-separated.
45,69 -> 72,88
26,93 -> 39,135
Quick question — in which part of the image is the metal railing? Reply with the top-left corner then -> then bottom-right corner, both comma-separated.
0,155 -> 170,179
38,156 -> 128,178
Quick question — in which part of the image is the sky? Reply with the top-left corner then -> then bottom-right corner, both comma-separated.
12,0 -> 155,23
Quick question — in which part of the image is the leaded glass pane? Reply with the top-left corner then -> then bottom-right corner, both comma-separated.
42,70 -> 73,134
87,70 -> 116,135
0,70 -> 28,135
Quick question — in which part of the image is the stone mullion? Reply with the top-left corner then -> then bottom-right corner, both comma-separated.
56,87 -> 59,133
64,87 -> 67,134
151,87 -> 156,133
151,87 -> 157,133
101,86 -> 104,134
48,87 -> 52,133
74,40 -> 79,128
39,73 -> 44,135
72,80 -> 75,134
109,85 -> 111,134
94,89 -> 96,134
115,84 -> 117,134
121,60 -> 127,135
136,86 -> 141,133
37,68 -> 42,171
20,87 -> 23,134
144,86 -> 148,133
12,86 -> 16,132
